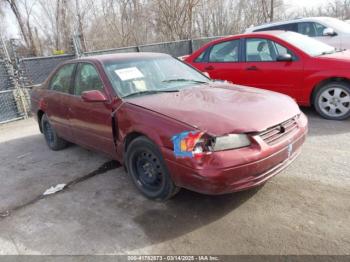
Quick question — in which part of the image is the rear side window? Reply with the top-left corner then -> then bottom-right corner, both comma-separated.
74,63 -> 104,95
49,64 -> 75,93
208,40 -> 240,62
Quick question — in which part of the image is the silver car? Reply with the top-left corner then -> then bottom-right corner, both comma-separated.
245,17 -> 350,50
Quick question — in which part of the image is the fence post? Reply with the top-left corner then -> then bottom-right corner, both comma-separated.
72,34 -> 83,58
1,36 -> 29,120
189,39 -> 194,54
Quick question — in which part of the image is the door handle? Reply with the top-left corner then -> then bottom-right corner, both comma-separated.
205,65 -> 214,70
245,66 -> 258,71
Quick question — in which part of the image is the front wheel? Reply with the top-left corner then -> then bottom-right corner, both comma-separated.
125,136 -> 180,201
314,82 -> 350,120
41,114 -> 68,150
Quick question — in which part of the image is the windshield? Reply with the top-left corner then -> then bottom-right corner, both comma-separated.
103,56 -> 210,98
323,17 -> 350,33
278,31 -> 336,56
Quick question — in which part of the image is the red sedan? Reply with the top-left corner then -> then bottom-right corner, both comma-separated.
185,31 -> 350,120
31,53 -> 307,200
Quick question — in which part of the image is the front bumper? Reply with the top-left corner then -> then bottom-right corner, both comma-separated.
163,114 -> 308,195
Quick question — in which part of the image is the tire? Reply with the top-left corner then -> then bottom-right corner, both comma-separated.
125,136 -> 180,201
41,114 -> 68,150
314,82 -> 350,120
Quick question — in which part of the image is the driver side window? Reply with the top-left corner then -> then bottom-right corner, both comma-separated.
246,38 -> 274,62
49,64 -> 75,93
74,63 -> 104,96
246,38 -> 295,62
314,23 -> 327,37
298,22 -> 326,37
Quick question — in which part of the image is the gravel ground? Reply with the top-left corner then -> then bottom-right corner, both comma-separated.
0,108 -> 349,255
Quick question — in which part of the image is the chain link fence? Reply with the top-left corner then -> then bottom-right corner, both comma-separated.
18,54 -> 75,85
82,36 -> 223,57
0,38 -> 74,124
0,34 -> 225,124
0,37 -> 29,124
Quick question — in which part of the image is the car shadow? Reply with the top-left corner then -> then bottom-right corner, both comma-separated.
132,187 -> 261,244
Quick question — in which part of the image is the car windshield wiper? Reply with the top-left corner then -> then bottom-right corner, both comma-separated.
335,48 -> 346,53
317,50 -> 336,56
122,89 -> 179,98
162,78 -> 209,84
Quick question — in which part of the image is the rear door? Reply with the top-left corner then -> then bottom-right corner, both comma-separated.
242,37 -> 303,99
190,39 -> 246,85
68,62 -> 116,157
45,63 -> 76,140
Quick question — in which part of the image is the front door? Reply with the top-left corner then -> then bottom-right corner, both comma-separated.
242,37 -> 303,99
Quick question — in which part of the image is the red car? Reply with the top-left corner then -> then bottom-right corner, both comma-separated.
31,53 -> 308,200
186,31 -> 350,120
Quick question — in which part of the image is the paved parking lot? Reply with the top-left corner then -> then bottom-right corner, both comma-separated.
0,108 -> 349,255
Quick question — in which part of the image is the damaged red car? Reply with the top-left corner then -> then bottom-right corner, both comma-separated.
31,53 -> 308,200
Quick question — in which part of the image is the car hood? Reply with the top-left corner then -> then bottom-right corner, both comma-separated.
126,83 -> 300,135
319,50 -> 350,62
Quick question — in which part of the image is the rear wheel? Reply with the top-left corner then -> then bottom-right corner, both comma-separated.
125,136 -> 179,201
41,114 -> 68,150
314,82 -> 350,120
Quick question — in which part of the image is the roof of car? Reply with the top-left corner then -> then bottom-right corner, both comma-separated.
185,30 -> 296,59
74,52 -> 171,63
245,16 -> 332,32
246,30 -> 286,36
209,30 -> 288,42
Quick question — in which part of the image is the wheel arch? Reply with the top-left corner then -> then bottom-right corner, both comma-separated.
37,110 -> 45,133
311,77 -> 350,106
124,131 -> 147,153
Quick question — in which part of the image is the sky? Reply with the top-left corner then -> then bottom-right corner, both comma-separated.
286,0 -> 327,9
1,0 -> 331,39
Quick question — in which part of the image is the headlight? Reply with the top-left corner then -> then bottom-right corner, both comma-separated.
172,132 -> 251,158
213,134 -> 251,151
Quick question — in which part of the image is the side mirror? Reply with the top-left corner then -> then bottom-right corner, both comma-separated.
276,53 -> 293,62
323,27 -> 337,36
81,90 -> 107,102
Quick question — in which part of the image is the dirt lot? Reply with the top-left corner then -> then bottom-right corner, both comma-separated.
0,108 -> 349,255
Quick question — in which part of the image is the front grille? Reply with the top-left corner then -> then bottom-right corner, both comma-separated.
259,116 -> 299,145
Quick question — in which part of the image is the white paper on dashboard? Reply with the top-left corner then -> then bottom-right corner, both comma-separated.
114,67 -> 144,81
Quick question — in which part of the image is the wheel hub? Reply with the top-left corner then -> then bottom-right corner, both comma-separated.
330,97 -> 340,106
134,151 -> 163,188
142,162 -> 156,178
319,86 -> 350,117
